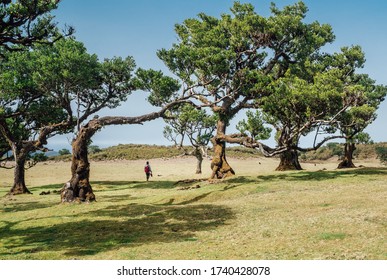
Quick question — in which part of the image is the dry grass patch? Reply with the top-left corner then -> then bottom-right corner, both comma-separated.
0,158 -> 386,260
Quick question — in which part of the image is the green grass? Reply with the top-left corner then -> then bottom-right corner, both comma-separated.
319,233 -> 347,240
0,162 -> 386,260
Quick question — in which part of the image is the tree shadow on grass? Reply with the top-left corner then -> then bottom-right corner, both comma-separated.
257,167 -> 387,182
0,203 -> 234,259
226,176 -> 257,184
1,201 -> 55,213
92,180 -> 177,190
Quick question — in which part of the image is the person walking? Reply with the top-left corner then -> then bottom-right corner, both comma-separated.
144,161 -> 152,181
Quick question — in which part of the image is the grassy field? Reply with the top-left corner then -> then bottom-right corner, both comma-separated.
0,156 -> 386,260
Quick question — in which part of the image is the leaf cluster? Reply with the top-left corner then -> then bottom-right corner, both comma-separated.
0,0 -> 73,51
164,104 -> 217,148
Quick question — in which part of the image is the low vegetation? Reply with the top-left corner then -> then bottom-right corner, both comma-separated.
50,142 -> 387,164
50,144 -> 265,161
0,157 -> 386,260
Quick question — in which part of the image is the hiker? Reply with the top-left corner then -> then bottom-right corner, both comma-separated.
144,161 -> 152,181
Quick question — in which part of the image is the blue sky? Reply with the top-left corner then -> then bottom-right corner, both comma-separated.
50,0 -> 387,150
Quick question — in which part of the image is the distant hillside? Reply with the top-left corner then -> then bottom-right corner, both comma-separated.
49,144 -> 264,161
88,144 -> 264,161
49,142 -> 387,162
90,144 -> 183,160
302,142 -> 387,161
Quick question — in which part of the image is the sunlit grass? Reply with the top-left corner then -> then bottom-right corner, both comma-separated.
0,158 -> 386,260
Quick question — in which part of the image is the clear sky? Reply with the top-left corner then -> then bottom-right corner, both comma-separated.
50,0 -> 387,150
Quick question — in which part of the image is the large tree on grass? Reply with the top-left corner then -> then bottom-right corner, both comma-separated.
157,1 -> 335,178
232,45 -> 385,171
32,38 -> 137,202
0,48 -> 74,195
0,0 -> 72,195
60,59 -> 190,202
335,75 -> 387,168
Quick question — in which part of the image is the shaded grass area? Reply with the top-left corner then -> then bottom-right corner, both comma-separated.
256,167 -> 387,182
0,180 -> 235,259
0,203 -> 232,258
1,167 -> 386,260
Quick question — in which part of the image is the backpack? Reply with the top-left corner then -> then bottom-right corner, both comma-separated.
144,165 -> 150,173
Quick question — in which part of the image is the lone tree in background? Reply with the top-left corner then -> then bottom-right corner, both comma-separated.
163,104 -> 217,174
335,74 -> 387,168
157,1 -> 336,178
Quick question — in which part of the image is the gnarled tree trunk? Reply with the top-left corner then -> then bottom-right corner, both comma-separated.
8,152 -> 31,195
210,119 -> 235,179
61,126 -> 96,203
60,109 -> 182,202
337,142 -> 356,169
276,149 -> 302,171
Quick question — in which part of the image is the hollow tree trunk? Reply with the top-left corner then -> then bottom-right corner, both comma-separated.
8,153 -> 31,195
61,127 -> 96,203
337,143 -> 356,169
276,149 -> 303,171
210,119 -> 235,179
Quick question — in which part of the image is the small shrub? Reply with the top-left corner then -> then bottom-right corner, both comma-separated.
375,146 -> 387,165
58,149 -> 71,156
30,153 -> 48,162
88,145 -> 102,154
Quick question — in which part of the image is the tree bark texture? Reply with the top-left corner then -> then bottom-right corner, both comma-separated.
337,143 -> 356,169
8,152 -> 31,195
275,149 -> 303,171
210,119 -> 235,179
61,126 -> 96,203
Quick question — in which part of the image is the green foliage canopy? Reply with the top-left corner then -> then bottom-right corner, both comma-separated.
163,104 -> 217,148
0,0 -> 73,51
157,0 -> 337,156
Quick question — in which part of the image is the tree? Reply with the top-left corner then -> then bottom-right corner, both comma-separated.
58,148 -> 71,156
375,146 -> 387,165
59,50 -> 191,202
163,104 -> 217,174
231,44 -> 384,171
334,74 -> 387,168
0,0 -> 73,51
236,110 -> 272,142
29,38 -> 136,202
0,0 -> 73,195
157,1 -> 335,178
0,48 -> 71,195
88,145 -> 102,154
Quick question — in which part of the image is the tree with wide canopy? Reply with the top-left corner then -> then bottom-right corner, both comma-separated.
0,0 -> 73,194
157,1 -> 336,178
